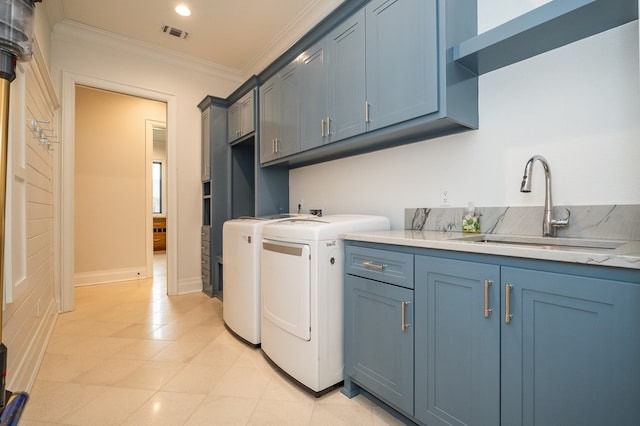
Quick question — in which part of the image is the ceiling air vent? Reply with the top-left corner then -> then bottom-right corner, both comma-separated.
161,25 -> 189,40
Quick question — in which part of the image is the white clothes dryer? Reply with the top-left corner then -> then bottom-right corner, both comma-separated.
222,213 -> 314,346
260,214 -> 390,395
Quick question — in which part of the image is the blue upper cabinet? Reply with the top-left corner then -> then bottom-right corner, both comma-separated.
300,40 -> 328,151
301,9 -> 367,151
365,0 -> 438,131
259,60 -> 301,164
227,90 -> 254,144
257,0 -> 478,168
327,9 -> 367,143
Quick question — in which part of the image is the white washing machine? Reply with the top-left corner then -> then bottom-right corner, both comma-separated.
222,214 -> 313,346
260,214 -> 390,395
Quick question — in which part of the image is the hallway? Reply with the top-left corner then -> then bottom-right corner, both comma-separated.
21,254 -> 404,425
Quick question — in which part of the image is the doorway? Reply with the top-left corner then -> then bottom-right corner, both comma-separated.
74,86 -> 166,288
58,72 -> 178,312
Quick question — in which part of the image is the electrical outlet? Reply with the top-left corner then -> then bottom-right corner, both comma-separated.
440,188 -> 450,206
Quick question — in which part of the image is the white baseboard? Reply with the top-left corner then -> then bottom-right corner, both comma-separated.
74,266 -> 147,286
178,277 -> 204,295
7,298 -> 58,393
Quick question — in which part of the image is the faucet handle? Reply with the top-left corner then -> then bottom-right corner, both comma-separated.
551,207 -> 570,228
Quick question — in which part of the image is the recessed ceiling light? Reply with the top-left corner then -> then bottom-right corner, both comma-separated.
175,5 -> 191,17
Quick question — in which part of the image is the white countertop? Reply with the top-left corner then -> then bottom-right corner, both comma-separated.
343,230 -> 640,271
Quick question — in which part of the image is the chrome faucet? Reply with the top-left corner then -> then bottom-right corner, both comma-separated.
520,155 -> 570,237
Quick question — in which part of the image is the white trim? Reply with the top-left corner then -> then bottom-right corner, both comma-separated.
8,297 -> 58,392
74,267 -> 148,287
145,120 -> 165,279
53,20 -> 244,84
177,277 -> 206,295
58,72 -> 179,312
241,0 -> 346,77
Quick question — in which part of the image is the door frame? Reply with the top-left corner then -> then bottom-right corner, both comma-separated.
56,71 -> 178,312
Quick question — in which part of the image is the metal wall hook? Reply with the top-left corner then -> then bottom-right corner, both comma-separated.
28,118 -> 58,149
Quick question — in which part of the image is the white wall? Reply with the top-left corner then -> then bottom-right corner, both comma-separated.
3,4 -> 59,392
49,22 -> 241,295
290,16 -> 640,230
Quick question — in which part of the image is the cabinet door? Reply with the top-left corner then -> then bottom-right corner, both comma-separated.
201,108 -> 211,181
501,268 -> 640,426
240,90 -> 254,135
414,256 -> 500,426
344,275 -> 414,415
227,101 -> 241,143
365,0 -> 438,131
300,41 -> 328,151
259,77 -> 279,164
328,9 -> 366,143
277,61 -> 301,158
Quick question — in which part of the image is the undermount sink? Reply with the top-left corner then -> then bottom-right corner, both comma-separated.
451,234 -> 624,250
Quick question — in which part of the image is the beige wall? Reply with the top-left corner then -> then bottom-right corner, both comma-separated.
74,86 -> 165,284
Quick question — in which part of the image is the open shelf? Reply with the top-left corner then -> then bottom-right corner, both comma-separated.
453,0 -> 638,75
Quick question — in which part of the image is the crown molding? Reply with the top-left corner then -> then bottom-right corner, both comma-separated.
52,19 -> 245,85
241,0 -> 346,78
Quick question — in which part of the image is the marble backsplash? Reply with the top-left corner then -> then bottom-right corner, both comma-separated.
405,205 -> 640,241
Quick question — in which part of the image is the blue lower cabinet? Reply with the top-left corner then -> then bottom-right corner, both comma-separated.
414,256 -> 500,426
344,242 -> 640,425
501,267 -> 640,426
344,275 -> 414,416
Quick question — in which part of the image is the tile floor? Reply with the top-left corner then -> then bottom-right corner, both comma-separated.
22,253 -> 406,425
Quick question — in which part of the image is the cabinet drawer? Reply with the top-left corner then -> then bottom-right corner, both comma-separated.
201,226 -> 211,243
346,246 -> 413,289
201,239 -> 210,256
202,267 -> 211,287
201,254 -> 211,270
153,233 -> 166,251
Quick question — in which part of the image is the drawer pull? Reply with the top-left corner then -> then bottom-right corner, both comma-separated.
401,301 -> 411,331
505,284 -> 513,324
362,261 -> 385,270
484,279 -> 492,318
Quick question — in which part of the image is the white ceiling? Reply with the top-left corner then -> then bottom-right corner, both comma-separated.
41,0 -> 345,76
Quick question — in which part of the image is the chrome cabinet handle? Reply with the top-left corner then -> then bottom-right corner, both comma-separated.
362,261 -> 384,270
401,301 -> 411,331
326,117 -> 331,136
484,279 -> 492,318
365,101 -> 371,123
505,284 -> 513,324
321,119 -> 325,137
